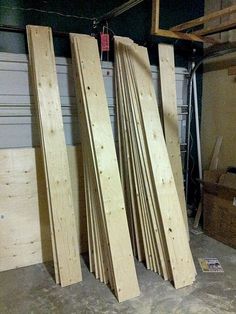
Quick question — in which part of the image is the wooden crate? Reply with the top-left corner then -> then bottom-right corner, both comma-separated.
203,171 -> 236,249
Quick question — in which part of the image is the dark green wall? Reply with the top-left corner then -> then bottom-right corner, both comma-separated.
0,0 -> 204,64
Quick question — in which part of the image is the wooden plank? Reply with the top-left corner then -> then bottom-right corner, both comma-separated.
151,0 -> 216,43
115,37 -> 170,279
67,146 -> 87,253
209,136 -> 223,170
71,33 -> 114,288
116,37 -> 151,269
154,29 -> 204,42
0,148 -> 52,272
0,146 -> 87,273
73,32 -> 133,294
28,55 -> 60,283
73,32 -> 134,294
158,44 -> 188,235
194,19 -> 236,36
221,0 -> 236,43
26,25 -> 82,287
151,0 -> 160,34
204,0 -> 222,44
36,109 -> 60,284
129,43 -> 196,288
193,136 -> 223,229
153,29 -> 218,44
114,37 -> 197,287
70,33 -> 140,302
115,37 -> 147,264
171,4 -> 236,31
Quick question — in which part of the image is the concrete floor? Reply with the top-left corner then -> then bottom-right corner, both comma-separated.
0,233 -> 235,314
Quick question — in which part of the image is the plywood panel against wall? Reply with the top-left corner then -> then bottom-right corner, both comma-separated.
202,53 -> 236,170
0,148 -> 52,271
0,146 -> 86,272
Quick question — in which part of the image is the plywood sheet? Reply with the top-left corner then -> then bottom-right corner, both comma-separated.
0,148 -> 52,272
0,146 -> 86,273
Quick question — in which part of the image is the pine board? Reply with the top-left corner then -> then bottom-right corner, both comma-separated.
115,37 -> 170,279
26,25 -> 82,286
158,44 -> 188,233
71,33 -> 140,302
130,43 -> 196,289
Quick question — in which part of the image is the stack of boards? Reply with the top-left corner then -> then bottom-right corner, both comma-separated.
70,34 -> 140,302
26,26 -> 139,302
115,37 -> 196,288
27,25 -> 82,287
25,23 -> 195,300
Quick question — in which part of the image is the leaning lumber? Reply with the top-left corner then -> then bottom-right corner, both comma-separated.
158,43 -> 188,234
27,25 -> 82,287
193,135 -> 223,229
70,33 -> 140,302
115,36 -> 196,289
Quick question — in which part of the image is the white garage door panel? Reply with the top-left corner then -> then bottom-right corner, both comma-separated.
0,52 -> 188,149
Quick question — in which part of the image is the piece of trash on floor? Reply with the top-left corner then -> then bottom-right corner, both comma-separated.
198,258 -> 224,272
190,228 -> 203,235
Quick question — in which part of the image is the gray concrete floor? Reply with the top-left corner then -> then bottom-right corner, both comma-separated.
0,233 -> 235,314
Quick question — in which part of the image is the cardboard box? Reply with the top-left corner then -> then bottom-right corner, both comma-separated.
203,170 -> 236,249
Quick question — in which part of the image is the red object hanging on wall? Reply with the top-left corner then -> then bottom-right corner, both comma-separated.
100,32 -> 110,52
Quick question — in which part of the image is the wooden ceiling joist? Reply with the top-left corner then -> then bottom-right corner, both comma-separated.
152,29 -> 217,44
194,20 -> 236,37
171,4 -> 236,32
151,0 -> 236,44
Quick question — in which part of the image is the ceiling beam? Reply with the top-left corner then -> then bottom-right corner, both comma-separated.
171,4 -> 236,32
96,0 -> 144,24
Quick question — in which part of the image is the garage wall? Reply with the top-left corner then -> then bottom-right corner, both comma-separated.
202,53 -> 236,170
202,0 -> 236,170
0,52 -> 189,152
